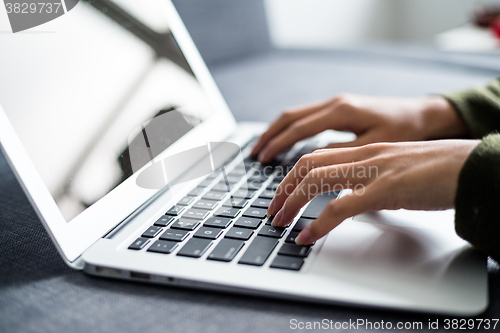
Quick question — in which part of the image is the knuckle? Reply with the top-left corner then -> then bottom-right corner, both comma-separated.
297,152 -> 321,172
360,142 -> 389,155
334,93 -> 354,107
308,166 -> 325,180
289,121 -> 306,135
280,110 -> 295,122
293,156 -> 311,178
297,153 -> 314,168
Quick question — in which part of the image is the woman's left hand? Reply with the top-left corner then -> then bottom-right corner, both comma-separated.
267,140 -> 480,245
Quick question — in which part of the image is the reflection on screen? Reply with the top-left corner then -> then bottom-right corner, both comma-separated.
0,0 -> 213,221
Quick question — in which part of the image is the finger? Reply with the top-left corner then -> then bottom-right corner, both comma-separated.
258,108 -> 341,163
272,163 -> 371,226
251,100 -> 332,156
268,144 -> 380,216
296,185 -> 379,245
268,151 -> 346,215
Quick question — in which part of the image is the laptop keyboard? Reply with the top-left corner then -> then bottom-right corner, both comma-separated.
127,138 -> 338,271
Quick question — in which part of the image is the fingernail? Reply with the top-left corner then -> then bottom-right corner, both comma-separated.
296,228 -> 312,245
271,209 -> 283,226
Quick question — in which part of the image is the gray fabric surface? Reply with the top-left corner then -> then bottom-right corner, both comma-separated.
1,48 -> 500,332
210,48 -> 500,122
172,0 -> 271,66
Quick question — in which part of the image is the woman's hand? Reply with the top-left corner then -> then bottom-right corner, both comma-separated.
267,140 -> 480,245
251,94 -> 468,163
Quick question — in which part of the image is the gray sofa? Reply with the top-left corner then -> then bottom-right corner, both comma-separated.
1,1 -> 500,332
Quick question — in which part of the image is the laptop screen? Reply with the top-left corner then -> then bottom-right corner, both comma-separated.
0,0 -> 214,221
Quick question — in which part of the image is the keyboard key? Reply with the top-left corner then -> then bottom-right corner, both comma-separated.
278,244 -> 311,257
206,171 -> 221,179
258,225 -> 286,238
153,216 -> 175,227
214,207 -> 240,218
238,236 -> 278,266
270,256 -> 304,271
128,237 -> 150,250
262,167 -> 277,177
212,183 -> 232,192
171,219 -> 200,231
275,150 -> 290,161
202,191 -> 226,201
177,238 -> 212,258
265,215 -> 288,226
244,157 -> 257,167
259,189 -> 275,199
222,175 -> 243,184
142,226 -> 162,238
192,199 -> 218,210
208,239 -> 245,262
194,227 -> 223,240
204,217 -> 232,229
198,179 -> 213,187
292,218 -> 313,231
248,174 -> 268,183
234,217 -> 261,229
285,231 -> 299,243
251,198 -> 272,209
147,240 -> 178,254
225,227 -> 253,240
266,182 -> 279,191
241,182 -> 262,191
302,140 -> 319,152
301,191 -> 339,219
187,187 -> 204,196
273,174 -> 285,182
243,207 -> 267,219
233,189 -> 255,199
223,197 -> 249,209
177,196 -> 195,206
166,205 -> 185,216
229,168 -> 246,176
182,208 -> 210,220
159,229 -> 189,242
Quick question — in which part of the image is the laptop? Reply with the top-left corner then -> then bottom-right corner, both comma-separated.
0,0 -> 488,315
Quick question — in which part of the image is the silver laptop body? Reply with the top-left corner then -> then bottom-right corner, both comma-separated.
0,0 -> 487,315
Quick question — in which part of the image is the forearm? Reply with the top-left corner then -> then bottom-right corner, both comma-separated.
443,78 -> 500,139
455,134 -> 500,261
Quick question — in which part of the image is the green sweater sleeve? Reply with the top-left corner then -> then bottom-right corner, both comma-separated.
455,134 -> 500,262
443,78 -> 500,139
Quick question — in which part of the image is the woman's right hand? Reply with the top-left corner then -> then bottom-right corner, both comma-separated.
251,94 -> 468,164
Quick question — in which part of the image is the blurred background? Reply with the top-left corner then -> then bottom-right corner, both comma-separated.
265,0 -> 500,52
170,0 -> 500,123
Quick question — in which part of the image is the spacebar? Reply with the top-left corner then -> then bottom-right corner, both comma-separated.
301,191 -> 340,219
238,236 -> 278,266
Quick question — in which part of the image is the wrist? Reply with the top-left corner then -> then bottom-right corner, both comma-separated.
419,96 -> 469,140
